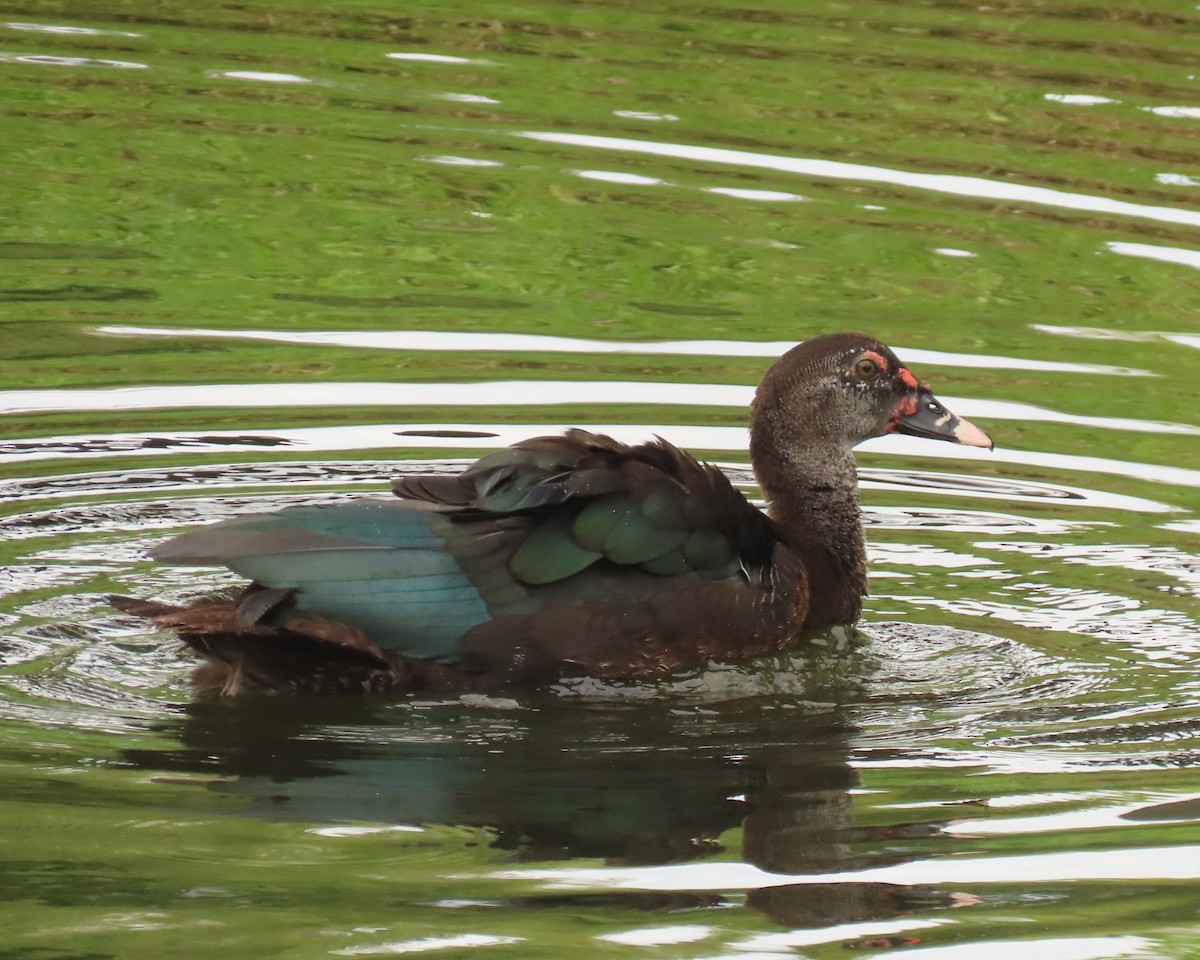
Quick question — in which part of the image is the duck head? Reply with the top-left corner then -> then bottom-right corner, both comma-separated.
751,331 -> 992,457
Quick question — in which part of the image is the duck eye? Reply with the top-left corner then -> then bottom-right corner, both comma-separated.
854,358 -> 879,379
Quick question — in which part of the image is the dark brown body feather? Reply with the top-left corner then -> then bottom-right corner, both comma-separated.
111,335 -> 992,695
110,430 -> 811,694
107,595 -> 492,695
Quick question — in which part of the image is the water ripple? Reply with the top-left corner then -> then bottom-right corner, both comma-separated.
0,461 -> 1165,521
2,381 -> 1189,441
518,131 -> 1200,229
491,845 -> 1200,888
94,325 -> 1150,376
0,425 -> 1188,500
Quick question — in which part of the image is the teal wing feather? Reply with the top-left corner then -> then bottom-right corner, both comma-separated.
151,499 -> 492,663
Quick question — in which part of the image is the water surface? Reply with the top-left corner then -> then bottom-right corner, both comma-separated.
2,1 -> 1200,957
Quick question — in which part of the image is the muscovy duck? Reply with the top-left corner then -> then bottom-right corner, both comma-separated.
110,332 -> 992,694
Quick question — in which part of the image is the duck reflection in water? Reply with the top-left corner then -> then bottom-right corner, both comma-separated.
124,696 -> 975,931
111,333 -> 991,694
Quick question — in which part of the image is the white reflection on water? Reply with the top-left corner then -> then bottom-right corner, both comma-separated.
890,587 -> 1200,658
869,543 -> 998,570
870,937 -> 1151,960
435,92 -> 500,104
863,507 -> 1095,535
385,52 -> 489,64
2,377 -> 1193,435
0,423 -> 1193,498
1033,324 -> 1200,350
933,247 -> 976,257
1044,94 -> 1119,105
856,468 -> 1151,512
942,796 -> 1200,836
1140,106 -> 1200,120
735,919 -> 950,951
1,564 -> 111,594
418,155 -> 503,167
0,465 -> 1154,521
985,542 -> 1200,597
882,790 -> 1106,811
613,110 -> 679,121
598,925 -> 715,946
491,844 -> 1200,886
1107,240 -> 1200,269
517,131 -> 1200,229
93,325 -> 1151,376
571,169 -> 665,186
331,934 -> 523,956
0,52 -> 147,68
4,21 -> 142,37
705,187 -> 806,201
207,70 -> 313,84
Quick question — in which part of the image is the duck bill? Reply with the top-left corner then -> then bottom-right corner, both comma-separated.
891,391 -> 993,450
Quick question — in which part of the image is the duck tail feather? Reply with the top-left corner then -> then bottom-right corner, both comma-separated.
178,626 -> 391,694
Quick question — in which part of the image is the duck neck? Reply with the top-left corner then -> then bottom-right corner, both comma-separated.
750,438 -> 868,630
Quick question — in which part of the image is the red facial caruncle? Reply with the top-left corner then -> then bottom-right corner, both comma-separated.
886,367 -> 926,433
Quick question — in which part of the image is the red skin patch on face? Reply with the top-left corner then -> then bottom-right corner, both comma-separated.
863,350 -> 890,373
897,367 -> 919,389
886,392 -> 920,432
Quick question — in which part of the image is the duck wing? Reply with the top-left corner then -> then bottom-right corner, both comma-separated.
150,498 -> 493,665
394,428 -> 780,587
143,430 -> 800,683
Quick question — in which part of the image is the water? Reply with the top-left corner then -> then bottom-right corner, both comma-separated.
2,1 -> 1200,956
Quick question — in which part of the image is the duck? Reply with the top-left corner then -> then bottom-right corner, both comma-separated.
109,332 -> 992,695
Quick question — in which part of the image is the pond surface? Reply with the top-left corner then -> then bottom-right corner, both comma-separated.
2,0 -> 1200,957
